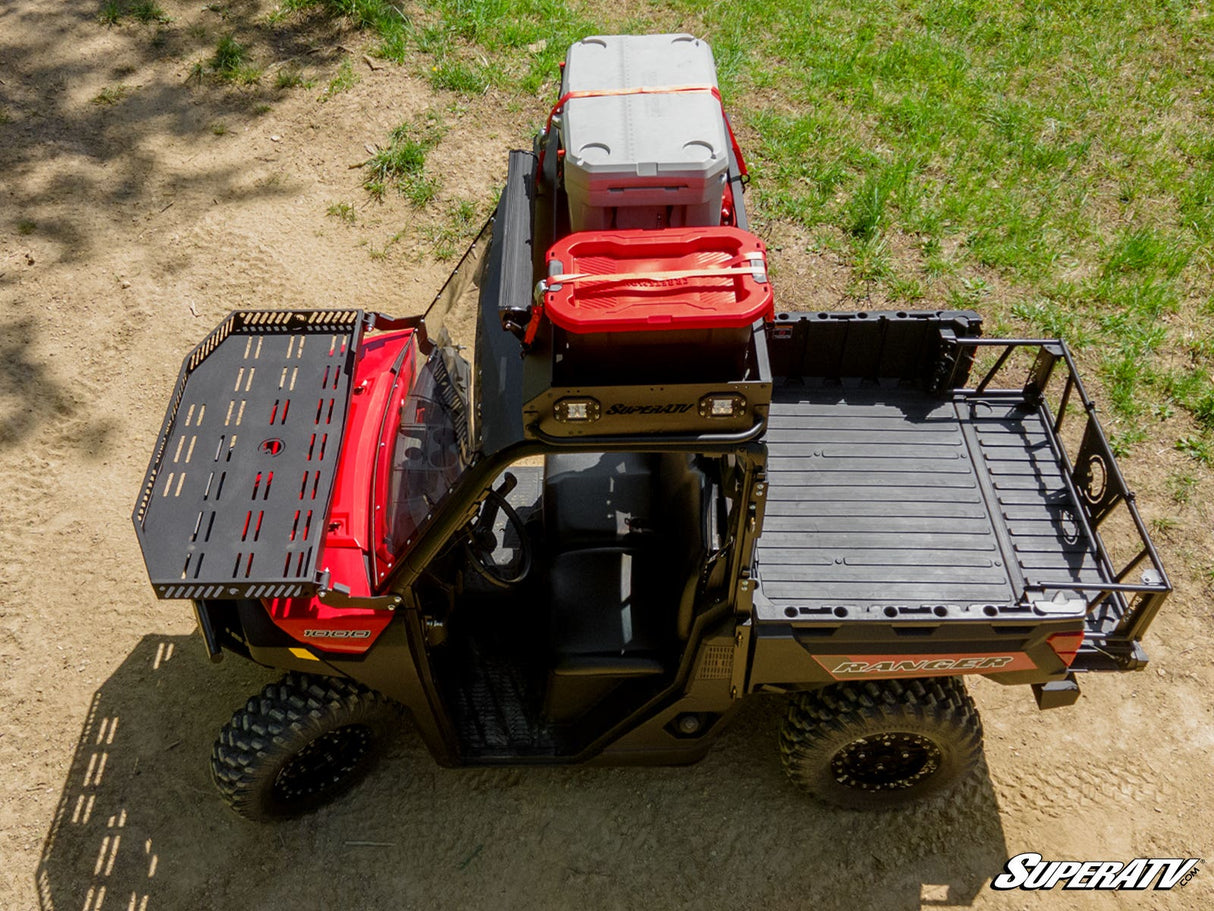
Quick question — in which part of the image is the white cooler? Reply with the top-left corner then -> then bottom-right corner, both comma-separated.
558,34 -> 730,231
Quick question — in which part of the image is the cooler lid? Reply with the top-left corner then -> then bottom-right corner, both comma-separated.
542,227 -> 772,333
561,34 -> 729,181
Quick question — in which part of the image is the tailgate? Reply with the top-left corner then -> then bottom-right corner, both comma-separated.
132,310 -> 366,600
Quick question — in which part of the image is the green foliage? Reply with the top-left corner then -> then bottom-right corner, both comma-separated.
212,35 -> 246,74
99,0 -> 169,24
191,35 -> 263,84
429,58 -> 491,94
99,0 -> 123,24
277,0 -> 404,32
92,84 -> 131,105
1176,435 -> 1212,465
129,1 -> 169,23
275,67 -> 310,90
425,198 -> 482,259
1169,472 -> 1198,505
363,115 -> 444,203
323,58 -> 359,97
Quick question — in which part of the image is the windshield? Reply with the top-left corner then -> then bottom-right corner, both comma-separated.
420,221 -> 491,449
383,350 -> 471,554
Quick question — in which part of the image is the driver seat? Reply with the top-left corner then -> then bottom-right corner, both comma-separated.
542,547 -> 671,722
541,453 -> 706,723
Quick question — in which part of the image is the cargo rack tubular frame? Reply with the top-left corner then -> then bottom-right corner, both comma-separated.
952,336 -> 1171,640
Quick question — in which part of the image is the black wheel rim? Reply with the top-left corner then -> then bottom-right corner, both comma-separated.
271,724 -> 373,805
830,732 -> 942,791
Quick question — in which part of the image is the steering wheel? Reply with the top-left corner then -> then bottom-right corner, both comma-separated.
464,474 -> 533,587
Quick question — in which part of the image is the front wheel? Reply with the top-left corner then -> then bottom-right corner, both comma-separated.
779,677 -> 984,810
211,673 -> 400,821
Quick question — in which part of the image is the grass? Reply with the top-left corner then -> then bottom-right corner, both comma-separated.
99,0 -> 169,24
1169,471 -> 1198,505
275,67 -> 310,90
425,198 -> 481,259
129,0 -> 168,22
428,57 -> 491,94
1176,435 -> 1212,466
99,0 -> 123,24
190,35 -> 262,84
327,201 -> 357,223
92,84 -> 131,105
362,115 -> 444,203
273,0 -> 595,95
17,219 -> 36,236
322,58 -> 359,98
212,36 -> 253,79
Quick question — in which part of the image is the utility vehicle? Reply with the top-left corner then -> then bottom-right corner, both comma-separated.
133,35 -> 1170,820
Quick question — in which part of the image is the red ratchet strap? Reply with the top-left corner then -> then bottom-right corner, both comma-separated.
536,83 -> 749,182
523,306 -> 546,347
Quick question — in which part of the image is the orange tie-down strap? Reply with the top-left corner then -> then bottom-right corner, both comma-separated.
523,258 -> 768,345
541,262 -> 766,289
537,83 -> 749,181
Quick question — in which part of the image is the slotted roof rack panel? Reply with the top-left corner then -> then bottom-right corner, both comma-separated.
133,310 -> 366,600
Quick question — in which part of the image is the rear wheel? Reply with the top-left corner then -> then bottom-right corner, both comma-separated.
211,673 -> 399,821
779,677 -> 983,810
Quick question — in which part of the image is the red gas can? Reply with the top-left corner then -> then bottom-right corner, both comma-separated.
541,227 -> 772,381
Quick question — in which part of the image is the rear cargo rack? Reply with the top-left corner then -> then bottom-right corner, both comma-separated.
955,337 -> 1171,653
133,310 -> 367,600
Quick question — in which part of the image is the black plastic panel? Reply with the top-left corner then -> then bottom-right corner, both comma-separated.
766,309 -> 982,386
133,310 -> 364,599
756,382 -> 1019,617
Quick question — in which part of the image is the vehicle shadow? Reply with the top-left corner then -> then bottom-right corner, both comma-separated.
39,635 -> 1008,911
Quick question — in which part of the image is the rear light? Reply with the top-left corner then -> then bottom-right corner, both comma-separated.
554,397 -> 601,423
1046,631 -> 1086,666
700,393 -> 747,418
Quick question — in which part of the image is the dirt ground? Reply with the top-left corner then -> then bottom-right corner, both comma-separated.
2,2 -> 1212,909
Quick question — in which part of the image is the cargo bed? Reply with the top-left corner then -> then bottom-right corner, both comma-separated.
756,382 -> 1100,617
755,312 -> 1170,671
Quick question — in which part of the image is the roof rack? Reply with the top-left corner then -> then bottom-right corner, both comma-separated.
133,310 -> 367,600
